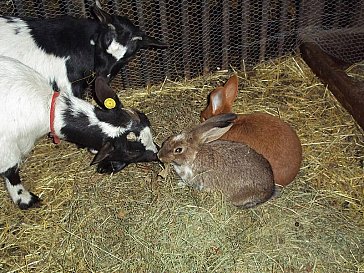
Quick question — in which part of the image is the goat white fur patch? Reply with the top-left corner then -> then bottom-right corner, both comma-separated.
59,95 -> 131,138
0,18 -> 72,94
0,56 -> 52,173
5,178 -> 33,205
106,39 -> 127,60
139,127 -> 158,152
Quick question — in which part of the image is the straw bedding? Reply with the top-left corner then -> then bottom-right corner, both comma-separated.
0,56 -> 363,273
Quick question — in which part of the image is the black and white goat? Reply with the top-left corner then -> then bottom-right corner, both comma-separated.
0,56 -> 158,209
0,2 -> 167,98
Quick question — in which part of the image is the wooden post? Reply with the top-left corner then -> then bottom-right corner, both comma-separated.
300,41 -> 364,130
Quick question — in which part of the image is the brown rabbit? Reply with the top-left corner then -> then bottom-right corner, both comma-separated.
200,75 -> 302,187
158,113 -> 275,208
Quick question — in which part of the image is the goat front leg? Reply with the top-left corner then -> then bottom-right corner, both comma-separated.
3,165 -> 41,209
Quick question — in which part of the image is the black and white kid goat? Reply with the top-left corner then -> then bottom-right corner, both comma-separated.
0,56 -> 158,209
0,2 -> 167,98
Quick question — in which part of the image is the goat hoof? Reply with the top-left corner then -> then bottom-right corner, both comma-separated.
17,192 -> 41,210
96,161 -> 127,174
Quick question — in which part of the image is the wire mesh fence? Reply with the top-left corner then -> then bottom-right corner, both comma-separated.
1,0 -> 363,89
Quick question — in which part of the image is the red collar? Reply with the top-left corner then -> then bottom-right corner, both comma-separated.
50,91 -> 61,144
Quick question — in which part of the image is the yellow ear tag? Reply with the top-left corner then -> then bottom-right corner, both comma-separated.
104,98 -> 116,109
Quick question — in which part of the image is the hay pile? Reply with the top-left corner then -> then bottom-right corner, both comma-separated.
0,56 -> 363,273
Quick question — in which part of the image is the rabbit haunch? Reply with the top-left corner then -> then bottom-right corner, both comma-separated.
0,2 -> 167,97
158,114 -> 275,208
0,56 -> 158,209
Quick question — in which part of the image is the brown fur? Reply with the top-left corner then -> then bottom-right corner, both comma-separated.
200,75 -> 302,186
194,141 -> 275,207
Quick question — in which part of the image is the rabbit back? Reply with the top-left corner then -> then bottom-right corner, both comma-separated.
221,112 -> 302,187
192,140 -> 275,208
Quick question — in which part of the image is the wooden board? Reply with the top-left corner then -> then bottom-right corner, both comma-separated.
300,41 -> 364,130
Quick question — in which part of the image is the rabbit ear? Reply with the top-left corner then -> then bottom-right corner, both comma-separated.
209,87 -> 225,115
192,113 -> 237,144
200,86 -> 225,121
223,74 -> 239,105
200,75 -> 239,121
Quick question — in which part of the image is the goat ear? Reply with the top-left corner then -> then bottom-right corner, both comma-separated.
93,1 -> 113,24
90,142 -> 114,165
224,74 -> 239,105
94,76 -> 123,109
138,33 -> 168,49
192,113 -> 237,144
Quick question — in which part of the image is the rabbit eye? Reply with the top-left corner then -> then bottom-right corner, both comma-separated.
174,147 -> 183,154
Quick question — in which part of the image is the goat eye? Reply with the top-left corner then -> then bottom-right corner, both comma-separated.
174,147 -> 183,154
126,132 -> 137,142
105,36 -> 113,46
104,30 -> 116,47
